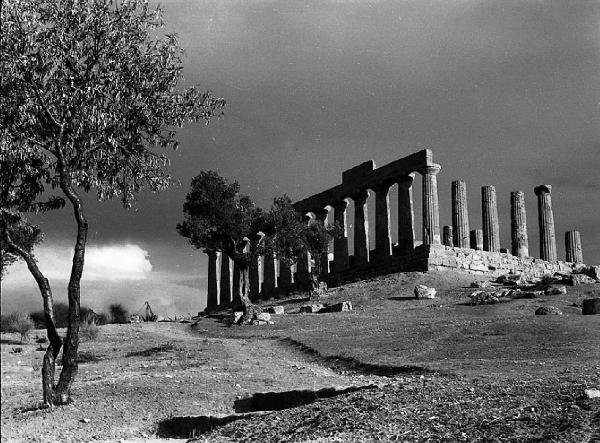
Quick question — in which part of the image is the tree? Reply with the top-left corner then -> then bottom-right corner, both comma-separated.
0,0 -> 225,406
265,196 -> 342,294
177,171 -> 265,322
177,174 -> 342,320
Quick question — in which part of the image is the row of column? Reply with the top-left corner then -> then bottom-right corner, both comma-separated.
319,164 -> 442,272
442,182 -> 583,263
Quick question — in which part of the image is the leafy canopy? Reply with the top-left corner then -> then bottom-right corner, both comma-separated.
0,0 -> 225,207
177,171 -> 264,255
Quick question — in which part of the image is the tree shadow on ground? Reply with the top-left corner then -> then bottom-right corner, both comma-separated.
157,414 -> 254,438
1,338 -> 24,345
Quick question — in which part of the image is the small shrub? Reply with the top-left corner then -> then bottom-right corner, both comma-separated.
80,318 -> 99,342
30,302 -> 70,329
109,303 -> 129,324
95,312 -> 109,325
35,336 -> 47,344
11,347 -> 23,353
2,312 -> 34,343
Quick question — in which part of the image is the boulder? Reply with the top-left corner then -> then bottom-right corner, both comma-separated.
470,280 -> 492,288
582,298 -> 600,315
469,291 -> 500,306
567,274 -> 597,286
414,285 -> 436,299
509,290 -> 542,299
326,301 -> 353,312
582,265 -> 600,281
496,274 -> 525,286
255,312 -> 271,322
584,389 -> 600,399
545,286 -> 567,296
229,311 -> 244,325
267,306 -> 285,315
535,306 -> 563,315
300,304 -> 326,314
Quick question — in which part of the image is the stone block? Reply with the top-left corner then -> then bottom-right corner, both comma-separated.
267,306 -> 285,315
255,312 -> 272,322
470,280 -> 492,288
414,285 -> 436,299
583,265 -> 600,281
582,298 -> 600,315
326,301 -> 353,312
300,304 -> 326,314
567,274 -> 596,286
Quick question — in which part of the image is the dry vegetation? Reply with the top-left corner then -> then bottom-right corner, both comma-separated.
1,270 -> 599,442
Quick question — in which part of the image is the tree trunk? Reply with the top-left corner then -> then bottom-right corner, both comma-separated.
2,231 -> 62,407
235,261 -> 260,324
54,160 -> 88,404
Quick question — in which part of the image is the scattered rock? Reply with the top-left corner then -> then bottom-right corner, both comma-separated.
582,265 -> 600,281
80,418 -> 90,424
326,301 -> 353,312
414,285 -> 436,299
567,274 -> 597,286
300,304 -> 326,314
266,306 -> 285,315
582,298 -> 600,315
255,312 -> 271,322
227,311 -> 243,325
544,286 -> 567,296
535,306 -> 563,315
470,280 -> 492,288
496,274 -> 525,286
584,388 -> 600,399
469,291 -> 500,306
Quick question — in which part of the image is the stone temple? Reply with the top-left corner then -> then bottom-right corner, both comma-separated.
204,149 -> 588,310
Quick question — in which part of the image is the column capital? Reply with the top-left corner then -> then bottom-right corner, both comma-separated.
534,184 -> 552,196
419,163 -> 441,176
331,199 -> 348,210
203,249 -> 218,257
372,180 -> 394,193
351,189 -> 370,203
397,173 -> 416,188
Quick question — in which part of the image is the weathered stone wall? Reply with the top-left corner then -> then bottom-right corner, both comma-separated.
426,244 -> 580,277
325,244 -> 583,287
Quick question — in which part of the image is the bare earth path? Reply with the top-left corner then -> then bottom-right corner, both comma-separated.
1,323 -> 382,442
2,271 -> 599,442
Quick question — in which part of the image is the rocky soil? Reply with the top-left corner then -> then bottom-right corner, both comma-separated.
1,270 -> 599,442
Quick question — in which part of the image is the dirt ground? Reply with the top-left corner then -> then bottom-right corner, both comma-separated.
1,270 -> 599,442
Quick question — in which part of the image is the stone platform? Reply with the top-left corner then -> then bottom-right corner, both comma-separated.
326,244 -> 585,286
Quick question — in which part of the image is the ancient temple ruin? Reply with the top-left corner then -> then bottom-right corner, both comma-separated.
204,149 -> 587,310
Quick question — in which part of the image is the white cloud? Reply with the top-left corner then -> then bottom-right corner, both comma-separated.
3,243 -> 152,285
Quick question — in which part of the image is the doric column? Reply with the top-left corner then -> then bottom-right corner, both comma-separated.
397,174 -> 415,253
534,185 -> 557,261
262,248 -> 277,299
374,182 -> 393,260
470,229 -> 483,251
332,200 -> 349,272
510,191 -> 529,257
232,261 -> 240,305
352,189 -> 370,265
295,251 -> 311,289
314,209 -> 330,277
421,164 -> 441,245
481,186 -> 500,252
451,180 -> 470,248
249,237 -> 261,301
565,231 -> 583,264
443,226 -> 453,247
278,259 -> 293,296
205,249 -> 218,311
219,252 -> 232,306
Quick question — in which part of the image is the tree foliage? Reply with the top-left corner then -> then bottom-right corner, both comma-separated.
0,0 -> 225,406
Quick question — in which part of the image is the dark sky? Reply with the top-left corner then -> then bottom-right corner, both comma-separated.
2,0 -> 599,315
